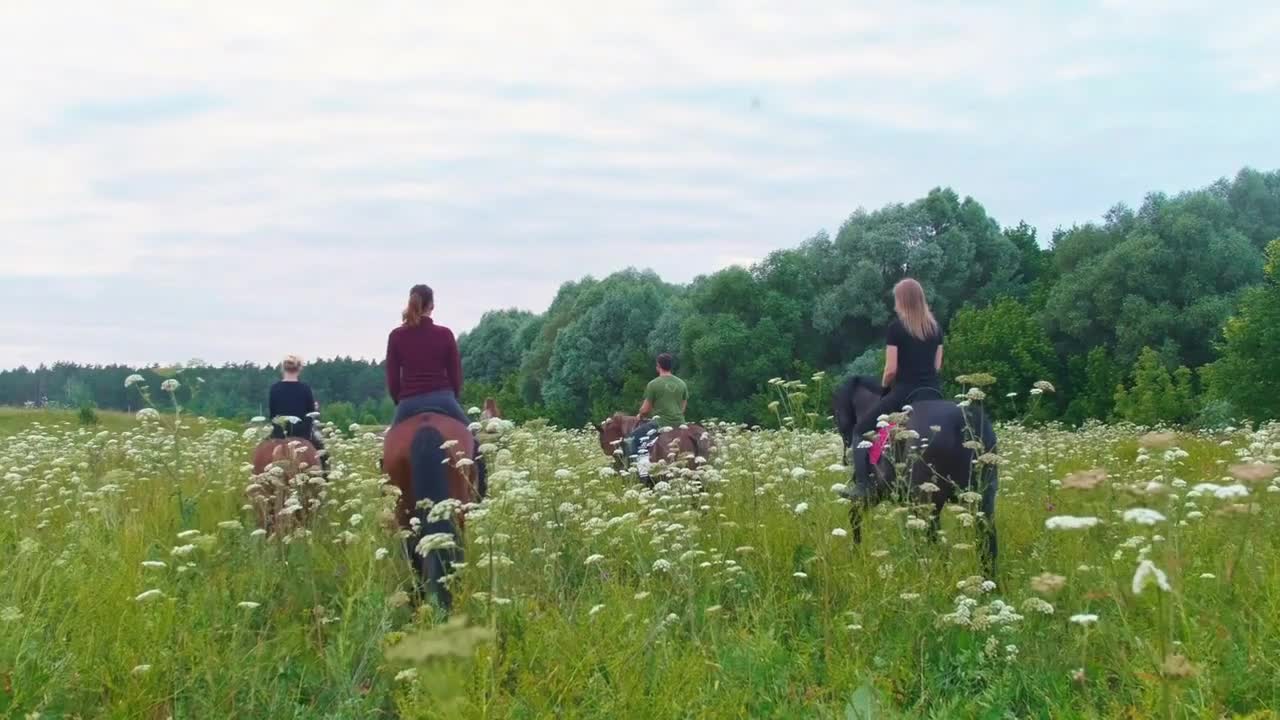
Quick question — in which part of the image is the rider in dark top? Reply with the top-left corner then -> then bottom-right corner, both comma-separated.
268,355 -> 328,471
851,278 -> 945,440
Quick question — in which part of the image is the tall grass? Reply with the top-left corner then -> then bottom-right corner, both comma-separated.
1,407 -> 1277,718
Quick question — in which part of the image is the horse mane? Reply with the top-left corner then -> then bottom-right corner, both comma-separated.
833,375 -> 884,446
848,375 -> 883,395
482,397 -> 501,419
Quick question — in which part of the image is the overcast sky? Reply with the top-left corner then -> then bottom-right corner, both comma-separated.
2,1 -> 1277,369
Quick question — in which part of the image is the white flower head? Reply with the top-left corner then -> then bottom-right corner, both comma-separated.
1132,560 -> 1172,596
160,379 -> 180,393
1045,516 -> 1101,531
1122,508 -> 1166,526
1070,614 -> 1099,627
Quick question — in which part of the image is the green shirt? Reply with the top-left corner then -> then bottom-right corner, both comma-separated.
645,374 -> 688,427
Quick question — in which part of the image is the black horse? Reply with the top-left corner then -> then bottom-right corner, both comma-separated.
833,375 -> 999,578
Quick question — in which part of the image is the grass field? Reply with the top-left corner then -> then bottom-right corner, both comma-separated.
1,407 -> 1278,718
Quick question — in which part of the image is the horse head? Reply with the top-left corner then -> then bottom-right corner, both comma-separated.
481,397 -> 502,420
833,375 -> 887,449
597,413 -> 638,464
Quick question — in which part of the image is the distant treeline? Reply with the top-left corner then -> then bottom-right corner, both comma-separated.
5,168 -> 1280,429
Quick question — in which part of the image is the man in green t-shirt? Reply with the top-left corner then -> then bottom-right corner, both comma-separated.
630,353 -> 689,480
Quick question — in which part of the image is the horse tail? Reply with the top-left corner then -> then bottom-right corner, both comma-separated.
833,377 -> 856,449
408,422 -> 461,611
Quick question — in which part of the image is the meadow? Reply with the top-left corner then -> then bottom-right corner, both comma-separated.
1,398 -> 1278,719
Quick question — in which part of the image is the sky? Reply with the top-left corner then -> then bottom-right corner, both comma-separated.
2,1 -> 1277,369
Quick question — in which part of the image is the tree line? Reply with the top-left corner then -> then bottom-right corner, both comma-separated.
4,167 -> 1279,429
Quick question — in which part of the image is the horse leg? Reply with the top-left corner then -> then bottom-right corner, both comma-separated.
928,500 -> 943,544
978,462 -> 1000,582
424,532 -> 460,613
849,500 -> 865,544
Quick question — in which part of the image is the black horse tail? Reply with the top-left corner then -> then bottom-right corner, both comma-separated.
833,376 -> 857,450
408,423 -> 462,612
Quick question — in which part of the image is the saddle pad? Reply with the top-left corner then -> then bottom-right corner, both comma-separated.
869,424 -> 895,465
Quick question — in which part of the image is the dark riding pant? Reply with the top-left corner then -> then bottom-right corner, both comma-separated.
393,391 -> 471,427
630,421 -> 658,459
629,421 -> 660,481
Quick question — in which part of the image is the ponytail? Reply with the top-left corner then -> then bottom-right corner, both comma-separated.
402,284 -> 434,326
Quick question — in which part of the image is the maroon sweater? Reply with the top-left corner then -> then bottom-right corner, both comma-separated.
385,318 -> 463,403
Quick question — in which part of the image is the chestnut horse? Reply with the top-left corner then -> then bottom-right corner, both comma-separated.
598,413 -> 712,483
383,410 -> 487,611
249,437 -> 323,535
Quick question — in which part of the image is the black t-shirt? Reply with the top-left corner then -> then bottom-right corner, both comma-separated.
886,319 -> 943,388
268,380 -> 316,439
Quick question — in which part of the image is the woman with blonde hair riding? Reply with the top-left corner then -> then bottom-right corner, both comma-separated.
850,278 -> 944,440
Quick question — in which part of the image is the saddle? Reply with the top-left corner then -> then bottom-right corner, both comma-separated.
379,406 -> 488,500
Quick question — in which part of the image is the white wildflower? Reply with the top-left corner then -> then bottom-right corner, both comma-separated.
1122,508 -> 1167,526
1132,560 -> 1172,596
1045,516 -> 1101,531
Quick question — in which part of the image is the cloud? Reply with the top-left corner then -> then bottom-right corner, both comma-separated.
1,1 -> 1278,367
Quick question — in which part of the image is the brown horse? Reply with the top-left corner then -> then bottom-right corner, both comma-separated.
249,437 -> 323,535
382,411 -> 481,610
598,413 -> 641,469
598,413 -> 712,482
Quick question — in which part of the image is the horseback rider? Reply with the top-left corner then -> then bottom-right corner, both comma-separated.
268,354 -> 328,472
630,353 -> 689,481
385,284 -> 471,427
848,278 -> 944,493
384,284 -> 486,490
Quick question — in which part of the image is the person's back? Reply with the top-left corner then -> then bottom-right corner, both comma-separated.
886,318 -> 942,389
386,284 -> 471,428
645,374 -> 688,427
269,356 -> 317,440
386,321 -> 461,403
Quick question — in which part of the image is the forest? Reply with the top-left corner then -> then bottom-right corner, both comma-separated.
4,167 -> 1279,430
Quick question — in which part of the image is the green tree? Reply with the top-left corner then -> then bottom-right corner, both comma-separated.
1114,348 -> 1199,425
1063,347 -> 1123,425
1207,238 -> 1280,420
943,298 -> 1060,419
540,270 -> 678,427
808,189 -> 1025,373
1044,182 -> 1267,368
458,309 -> 535,385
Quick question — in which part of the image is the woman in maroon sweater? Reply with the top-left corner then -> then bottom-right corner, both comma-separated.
386,284 -> 472,427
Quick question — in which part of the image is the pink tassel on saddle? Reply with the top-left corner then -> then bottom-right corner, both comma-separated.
869,424 -> 895,465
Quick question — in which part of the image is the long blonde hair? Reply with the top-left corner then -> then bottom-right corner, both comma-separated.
893,278 -> 939,341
